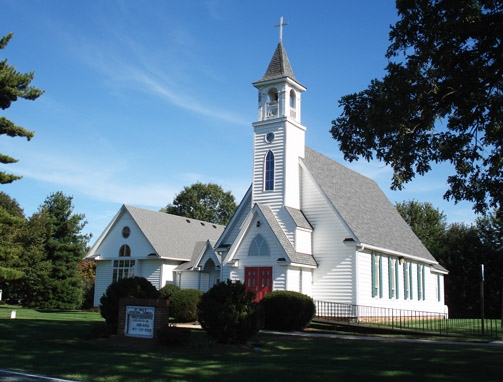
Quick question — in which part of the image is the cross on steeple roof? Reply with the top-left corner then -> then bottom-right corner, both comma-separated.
275,16 -> 288,43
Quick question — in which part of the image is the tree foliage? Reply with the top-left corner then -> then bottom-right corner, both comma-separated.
165,182 -> 237,225
331,0 -> 503,215
0,33 -> 44,184
20,192 -> 90,309
0,193 -> 26,284
396,200 -> 502,318
395,200 -> 447,257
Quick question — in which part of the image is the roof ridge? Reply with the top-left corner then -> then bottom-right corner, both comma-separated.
124,204 -> 225,228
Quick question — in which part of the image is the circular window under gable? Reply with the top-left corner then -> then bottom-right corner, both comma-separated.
122,226 -> 131,238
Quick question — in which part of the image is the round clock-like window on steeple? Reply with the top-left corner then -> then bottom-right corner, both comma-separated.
122,226 -> 130,238
265,132 -> 275,143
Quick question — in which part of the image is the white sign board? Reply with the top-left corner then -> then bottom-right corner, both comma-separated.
125,306 -> 155,338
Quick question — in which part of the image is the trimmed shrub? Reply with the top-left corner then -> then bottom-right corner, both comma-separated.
260,290 -> 315,331
197,280 -> 263,344
99,277 -> 159,330
170,289 -> 203,323
159,283 -> 181,300
156,324 -> 191,346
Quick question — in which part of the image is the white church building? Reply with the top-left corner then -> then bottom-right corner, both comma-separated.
86,34 -> 449,317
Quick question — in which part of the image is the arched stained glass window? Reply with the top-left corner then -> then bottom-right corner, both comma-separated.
265,151 -> 274,191
119,244 -> 131,257
249,235 -> 270,257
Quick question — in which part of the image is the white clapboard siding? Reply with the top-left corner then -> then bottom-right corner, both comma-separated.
139,259 -> 162,289
301,269 -> 313,296
160,261 -> 179,288
94,213 -> 156,259
252,124 -> 285,212
178,271 -> 199,290
283,120 -> 305,209
295,228 -> 312,255
230,213 -> 287,291
357,252 -> 448,315
286,267 -> 300,292
220,190 -> 251,246
94,260 -> 112,307
301,165 -> 355,304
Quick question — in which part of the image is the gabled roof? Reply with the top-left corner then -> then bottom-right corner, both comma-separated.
174,240 -> 220,271
285,206 -> 313,230
256,204 -> 317,267
254,42 -> 299,85
86,205 -> 225,261
302,147 -> 437,263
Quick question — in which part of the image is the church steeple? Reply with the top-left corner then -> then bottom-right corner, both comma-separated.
251,18 -> 307,211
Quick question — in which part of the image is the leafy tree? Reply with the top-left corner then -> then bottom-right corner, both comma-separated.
21,192 -> 90,309
165,182 -> 237,225
395,200 -> 447,257
0,33 -> 44,184
330,0 -> 503,215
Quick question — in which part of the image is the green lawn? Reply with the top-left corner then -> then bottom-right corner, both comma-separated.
0,306 -> 502,382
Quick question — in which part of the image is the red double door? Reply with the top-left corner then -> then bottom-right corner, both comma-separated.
245,267 -> 272,302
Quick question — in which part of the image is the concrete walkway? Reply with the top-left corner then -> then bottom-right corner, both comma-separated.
175,323 -> 503,347
0,369 -> 78,382
261,329 -> 503,347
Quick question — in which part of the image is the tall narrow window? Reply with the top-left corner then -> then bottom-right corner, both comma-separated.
422,265 -> 426,301
404,262 -> 409,300
379,255 -> 383,298
417,264 -> 422,300
389,257 -> 395,299
437,275 -> 441,302
372,252 -> 380,298
409,262 -> 414,300
265,151 -> 274,191
395,259 -> 399,299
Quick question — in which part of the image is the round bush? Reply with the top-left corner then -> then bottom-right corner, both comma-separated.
170,289 -> 203,323
260,291 -> 315,331
159,283 -> 181,300
197,280 -> 263,344
99,277 -> 159,329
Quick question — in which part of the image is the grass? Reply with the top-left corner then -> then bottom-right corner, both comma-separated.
1,305 -> 502,382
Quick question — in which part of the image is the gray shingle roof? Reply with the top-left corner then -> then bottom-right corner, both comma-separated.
285,206 -> 313,230
302,147 -> 437,263
254,42 -> 298,84
257,204 -> 317,267
125,205 -> 225,261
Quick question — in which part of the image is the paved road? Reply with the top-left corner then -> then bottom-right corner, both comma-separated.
0,370 -> 78,382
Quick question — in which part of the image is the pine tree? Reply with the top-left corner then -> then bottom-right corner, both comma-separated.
22,192 -> 90,309
0,33 -> 44,183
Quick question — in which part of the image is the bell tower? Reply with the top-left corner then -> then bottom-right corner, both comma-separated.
251,18 -> 307,212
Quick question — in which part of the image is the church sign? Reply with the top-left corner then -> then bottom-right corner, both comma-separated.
125,306 -> 155,338
117,298 -> 169,341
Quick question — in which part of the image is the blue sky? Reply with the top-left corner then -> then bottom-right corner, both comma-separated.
1,0 -> 478,244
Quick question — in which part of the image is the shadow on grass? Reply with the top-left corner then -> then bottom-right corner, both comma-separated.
0,316 -> 502,382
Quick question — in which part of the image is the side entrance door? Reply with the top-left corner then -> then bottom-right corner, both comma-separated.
245,267 -> 272,301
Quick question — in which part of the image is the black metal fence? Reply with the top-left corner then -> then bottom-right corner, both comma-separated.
314,300 -> 502,339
